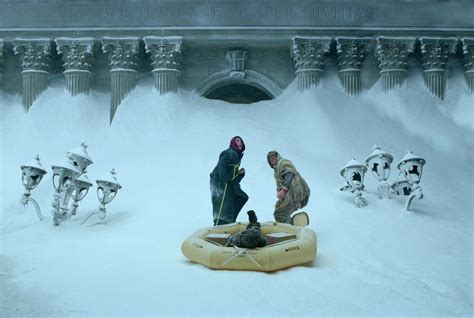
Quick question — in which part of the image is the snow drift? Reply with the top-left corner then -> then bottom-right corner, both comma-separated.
1,69 -> 473,316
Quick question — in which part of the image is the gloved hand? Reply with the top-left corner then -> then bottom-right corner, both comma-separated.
234,168 -> 245,183
277,188 -> 288,199
247,210 -> 257,223
300,196 -> 309,208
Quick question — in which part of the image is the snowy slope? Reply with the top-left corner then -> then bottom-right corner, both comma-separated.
1,69 -> 473,317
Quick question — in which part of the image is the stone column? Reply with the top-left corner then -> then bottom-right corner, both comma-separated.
13,38 -> 51,110
55,37 -> 94,96
0,39 -> 3,85
420,37 -> 457,100
144,36 -> 182,94
102,37 -> 139,123
291,36 -> 332,91
336,37 -> 372,95
375,37 -> 416,91
461,38 -> 474,93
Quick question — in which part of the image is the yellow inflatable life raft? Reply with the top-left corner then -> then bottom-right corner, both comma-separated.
181,221 -> 317,272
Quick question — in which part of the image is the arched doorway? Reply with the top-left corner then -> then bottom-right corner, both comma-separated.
204,83 -> 272,104
196,70 -> 283,104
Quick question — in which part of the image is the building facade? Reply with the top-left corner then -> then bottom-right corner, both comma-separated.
0,0 -> 473,121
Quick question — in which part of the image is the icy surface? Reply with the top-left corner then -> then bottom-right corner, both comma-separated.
1,70 -> 473,317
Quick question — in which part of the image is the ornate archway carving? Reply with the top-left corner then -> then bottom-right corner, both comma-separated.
196,70 -> 283,100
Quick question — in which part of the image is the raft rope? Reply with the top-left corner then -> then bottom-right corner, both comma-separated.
215,164 -> 241,226
215,182 -> 228,226
221,246 -> 262,268
231,164 -> 240,181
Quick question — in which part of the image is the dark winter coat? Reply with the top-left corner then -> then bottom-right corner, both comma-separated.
210,147 -> 249,225
226,222 -> 267,249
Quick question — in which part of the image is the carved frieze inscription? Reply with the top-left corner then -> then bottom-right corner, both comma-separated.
2,1 -> 474,29
95,5 -> 374,24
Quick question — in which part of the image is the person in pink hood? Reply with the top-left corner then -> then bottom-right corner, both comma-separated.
210,136 -> 249,226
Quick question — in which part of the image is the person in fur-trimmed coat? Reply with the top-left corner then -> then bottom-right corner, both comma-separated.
267,150 -> 310,224
210,136 -> 249,226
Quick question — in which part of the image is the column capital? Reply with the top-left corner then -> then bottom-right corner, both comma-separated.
375,37 -> 416,91
143,36 -> 182,48
144,36 -> 182,71
144,36 -> 182,94
420,37 -> 457,71
13,38 -> 52,72
291,36 -> 332,71
102,37 -> 140,122
335,37 -> 372,71
55,37 -> 94,72
55,37 -> 95,95
420,37 -> 457,100
102,37 -> 140,70
375,36 -> 416,71
13,38 -> 51,109
335,37 -> 372,95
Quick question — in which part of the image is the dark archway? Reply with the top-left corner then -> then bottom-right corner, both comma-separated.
204,83 -> 273,104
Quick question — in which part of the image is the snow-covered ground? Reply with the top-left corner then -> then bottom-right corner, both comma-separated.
1,69 -> 473,317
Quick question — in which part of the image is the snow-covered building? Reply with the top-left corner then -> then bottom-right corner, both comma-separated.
0,0 -> 473,121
